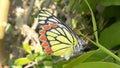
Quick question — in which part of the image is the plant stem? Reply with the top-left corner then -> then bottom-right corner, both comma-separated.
97,43 -> 120,62
81,33 -> 120,62
84,0 -> 99,43
84,0 -> 120,62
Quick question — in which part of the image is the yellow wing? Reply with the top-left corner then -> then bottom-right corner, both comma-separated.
38,10 -> 85,60
46,26 -> 77,57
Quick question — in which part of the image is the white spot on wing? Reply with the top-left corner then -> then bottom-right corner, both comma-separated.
48,18 -> 58,23
39,17 -> 47,20
38,21 -> 45,24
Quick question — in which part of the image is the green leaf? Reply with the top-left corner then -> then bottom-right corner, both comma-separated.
43,61 -> 53,66
5,23 -> 13,33
99,21 -> 120,49
100,0 -> 120,6
72,19 -> 77,29
64,51 -> 94,68
23,43 -> 32,54
27,53 -> 38,61
84,49 -> 114,62
56,60 -> 69,68
35,54 -> 52,61
64,50 -> 114,68
12,65 -> 22,68
15,58 -> 31,65
72,62 -> 120,68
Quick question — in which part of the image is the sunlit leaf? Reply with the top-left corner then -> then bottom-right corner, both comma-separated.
23,43 -> 32,54
15,58 -> 31,65
12,65 -> 22,68
72,19 -> 77,29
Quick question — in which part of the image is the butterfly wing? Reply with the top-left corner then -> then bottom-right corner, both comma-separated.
38,10 -> 84,58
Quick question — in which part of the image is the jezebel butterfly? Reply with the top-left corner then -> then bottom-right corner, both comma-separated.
37,10 -> 85,59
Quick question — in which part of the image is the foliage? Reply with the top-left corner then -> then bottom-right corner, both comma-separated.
13,43 -> 54,67
3,0 -> 120,68
68,62 -> 120,68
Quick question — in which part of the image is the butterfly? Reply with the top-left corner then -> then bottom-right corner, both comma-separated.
37,10 -> 85,59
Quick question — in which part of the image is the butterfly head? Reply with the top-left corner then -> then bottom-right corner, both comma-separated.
73,35 -> 85,53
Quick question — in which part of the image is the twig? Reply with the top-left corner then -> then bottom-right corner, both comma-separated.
24,61 -> 38,68
21,18 -> 39,44
24,0 -> 35,24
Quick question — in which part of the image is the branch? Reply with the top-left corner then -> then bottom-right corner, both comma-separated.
20,18 -> 39,51
24,0 -> 35,24
21,19 -> 39,43
24,61 -> 38,68
0,0 -> 10,67
0,0 -> 10,39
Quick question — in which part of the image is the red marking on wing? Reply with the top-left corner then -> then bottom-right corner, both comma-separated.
42,41 -> 49,48
39,35 -> 46,41
49,23 -> 57,28
39,22 -> 58,54
39,30 -> 45,34
45,47 -> 53,54
43,25 -> 51,30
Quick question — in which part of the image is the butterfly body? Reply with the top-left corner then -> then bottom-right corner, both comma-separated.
37,10 -> 85,59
